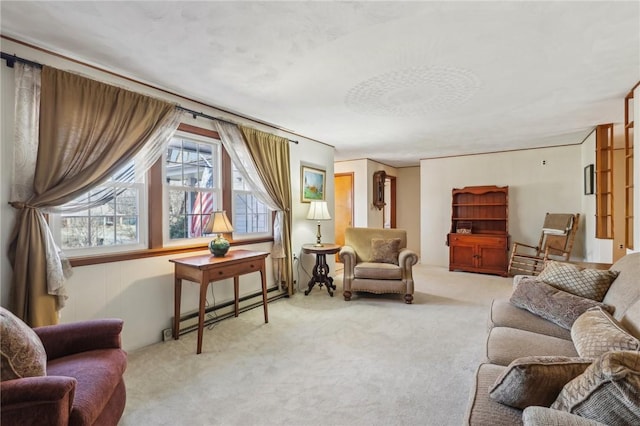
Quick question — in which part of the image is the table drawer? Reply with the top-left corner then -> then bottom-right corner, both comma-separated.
207,260 -> 262,281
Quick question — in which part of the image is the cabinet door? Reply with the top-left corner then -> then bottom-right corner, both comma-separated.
477,245 -> 507,273
449,235 -> 476,270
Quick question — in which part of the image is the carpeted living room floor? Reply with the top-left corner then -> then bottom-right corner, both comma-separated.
121,264 -> 513,426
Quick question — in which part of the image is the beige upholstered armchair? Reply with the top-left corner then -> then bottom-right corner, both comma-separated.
339,227 -> 419,303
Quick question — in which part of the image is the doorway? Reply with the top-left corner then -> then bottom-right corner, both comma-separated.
334,173 -> 354,262
383,175 -> 396,228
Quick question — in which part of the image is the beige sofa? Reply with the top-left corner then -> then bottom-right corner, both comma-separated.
339,227 -> 419,303
465,252 -> 640,425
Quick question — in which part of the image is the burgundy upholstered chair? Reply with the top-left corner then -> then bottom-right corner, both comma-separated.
1,318 -> 127,425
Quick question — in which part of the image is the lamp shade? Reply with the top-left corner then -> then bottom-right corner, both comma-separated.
204,210 -> 234,234
306,201 -> 331,221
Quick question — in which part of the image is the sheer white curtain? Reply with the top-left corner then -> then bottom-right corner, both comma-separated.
215,121 -> 287,284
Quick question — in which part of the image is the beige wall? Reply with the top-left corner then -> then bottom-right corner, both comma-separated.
420,145 -> 586,267
396,167 -> 421,256
0,39 -> 335,351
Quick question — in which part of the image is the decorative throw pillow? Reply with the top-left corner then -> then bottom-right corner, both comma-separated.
571,306 -> 640,358
509,278 -> 614,330
370,238 -> 401,265
0,307 -> 47,381
489,356 -> 593,409
552,351 -> 640,425
538,261 -> 619,302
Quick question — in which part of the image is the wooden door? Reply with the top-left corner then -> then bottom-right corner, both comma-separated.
335,173 -> 354,262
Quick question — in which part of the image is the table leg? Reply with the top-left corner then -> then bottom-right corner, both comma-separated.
260,263 -> 269,323
197,280 -> 208,354
304,255 -> 321,295
173,277 -> 182,340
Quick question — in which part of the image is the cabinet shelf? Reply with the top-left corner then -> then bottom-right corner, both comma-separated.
452,217 -> 507,221
452,203 -> 507,207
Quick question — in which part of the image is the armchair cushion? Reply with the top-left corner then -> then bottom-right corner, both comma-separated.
355,262 -> 402,280
538,261 -> 619,302
370,238 -> 401,265
0,307 -> 46,381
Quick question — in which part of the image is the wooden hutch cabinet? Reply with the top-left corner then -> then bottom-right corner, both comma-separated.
448,185 -> 509,276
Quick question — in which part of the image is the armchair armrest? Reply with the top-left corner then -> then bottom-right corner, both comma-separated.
339,246 -> 356,271
512,242 -> 540,252
35,319 -> 123,361
398,248 -> 419,268
1,376 -> 76,426
523,406 -> 606,426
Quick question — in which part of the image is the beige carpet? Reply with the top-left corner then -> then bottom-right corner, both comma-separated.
121,265 -> 513,426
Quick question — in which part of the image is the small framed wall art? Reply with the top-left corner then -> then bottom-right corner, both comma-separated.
301,165 -> 326,202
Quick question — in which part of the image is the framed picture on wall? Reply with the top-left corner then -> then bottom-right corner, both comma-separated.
301,165 -> 326,202
584,164 -> 594,195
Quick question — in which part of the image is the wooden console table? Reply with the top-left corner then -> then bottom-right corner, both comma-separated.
169,249 -> 269,354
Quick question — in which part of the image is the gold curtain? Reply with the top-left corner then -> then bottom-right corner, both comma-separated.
239,126 -> 294,295
8,66 -> 177,326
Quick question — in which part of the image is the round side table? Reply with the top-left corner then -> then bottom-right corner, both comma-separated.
301,243 -> 341,296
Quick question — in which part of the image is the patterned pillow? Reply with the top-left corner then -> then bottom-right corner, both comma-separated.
510,278 -> 614,330
0,307 -> 47,381
538,261 -> 619,302
489,356 -> 593,409
552,351 -> 640,424
571,306 -> 640,358
370,238 -> 401,265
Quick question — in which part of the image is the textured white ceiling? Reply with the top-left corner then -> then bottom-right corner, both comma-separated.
1,1 -> 639,167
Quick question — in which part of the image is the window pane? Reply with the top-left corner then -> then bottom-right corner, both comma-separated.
233,192 -> 270,235
61,217 -> 89,248
165,134 -> 221,241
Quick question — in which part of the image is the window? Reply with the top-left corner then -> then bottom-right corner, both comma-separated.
232,164 -> 271,238
50,124 -> 273,262
50,161 -> 146,255
164,133 -> 221,244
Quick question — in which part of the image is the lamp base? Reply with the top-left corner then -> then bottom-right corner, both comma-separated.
209,235 -> 230,257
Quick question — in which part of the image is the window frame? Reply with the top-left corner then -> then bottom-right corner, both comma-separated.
67,123 -> 274,267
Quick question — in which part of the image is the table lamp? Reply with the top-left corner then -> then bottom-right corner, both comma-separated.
204,210 -> 234,257
307,200 -> 331,247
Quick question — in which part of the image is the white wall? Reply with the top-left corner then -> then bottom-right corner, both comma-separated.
420,145 -> 587,267
0,39 -> 335,351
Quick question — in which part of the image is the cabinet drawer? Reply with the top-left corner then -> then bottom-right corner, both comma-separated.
449,234 -> 507,247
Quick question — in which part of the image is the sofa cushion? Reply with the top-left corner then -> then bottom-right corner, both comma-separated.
571,307 -> 640,359
489,299 -> 571,340
489,356 -> 593,409
370,238 -> 401,265
465,363 -> 524,426
509,278 -> 614,330
0,307 -> 47,381
487,327 -> 578,366
552,350 -> 640,425
354,262 -> 402,280
601,252 -> 640,319
538,261 -> 619,302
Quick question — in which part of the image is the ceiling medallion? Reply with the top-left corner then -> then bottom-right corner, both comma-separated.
345,66 -> 480,116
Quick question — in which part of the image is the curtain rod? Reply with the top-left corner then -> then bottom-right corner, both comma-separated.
1,51 -> 299,144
